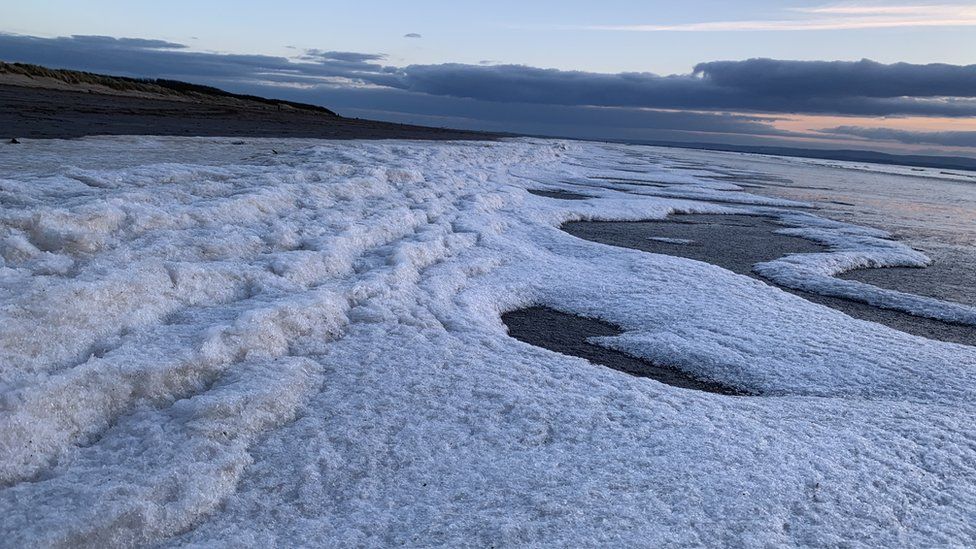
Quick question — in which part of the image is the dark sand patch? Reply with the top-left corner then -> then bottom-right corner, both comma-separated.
502,306 -> 745,395
565,215 -> 824,274
760,183 -> 836,191
590,176 -> 673,187
563,214 -> 976,346
600,184 -> 815,208
527,189 -> 591,200
560,181 -> 814,209
618,194 -> 811,208
705,173 -> 795,185
840,251 -> 976,308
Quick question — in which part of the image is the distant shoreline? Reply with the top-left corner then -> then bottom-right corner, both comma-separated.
6,77 -> 973,175
0,61 -> 500,142
618,139 -> 976,175
3,62 -> 972,173
1,83 -> 500,141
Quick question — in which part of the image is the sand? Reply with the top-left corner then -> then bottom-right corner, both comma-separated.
562,214 -> 976,347
0,84 -> 496,140
502,306 -> 746,395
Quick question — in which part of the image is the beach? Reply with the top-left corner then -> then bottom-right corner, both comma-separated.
0,82 -> 495,141
2,135 -> 975,546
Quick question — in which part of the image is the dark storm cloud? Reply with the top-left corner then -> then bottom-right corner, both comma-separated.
58,35 -> 187,50
693,58 -> 976,99
383,62 -> 976,117
2,33 -> 976,118
0,33 -> 401,86
0,33 -> 303,78
823,126 -> 976,148
270,85 -> 793,134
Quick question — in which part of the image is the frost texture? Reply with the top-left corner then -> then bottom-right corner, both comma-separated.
0,137 -> 975,547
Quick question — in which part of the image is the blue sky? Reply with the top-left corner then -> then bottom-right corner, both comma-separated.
3,1 -> 976,154
6,1 -> 975,73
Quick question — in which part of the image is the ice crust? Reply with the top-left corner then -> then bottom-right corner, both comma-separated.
1,137 -> 975,547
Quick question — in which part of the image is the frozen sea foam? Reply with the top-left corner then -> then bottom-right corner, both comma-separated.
0,137 -> 974,547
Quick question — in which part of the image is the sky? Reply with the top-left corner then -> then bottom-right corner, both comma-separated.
2,0 -> 976,156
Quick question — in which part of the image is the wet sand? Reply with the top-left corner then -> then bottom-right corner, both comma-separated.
564,215 -> 824,274
839,249 -> 976,308
562,214 -> 976,347
502,306 -> 745,395
710,174 -> 976,309
682,150 -> 976,311
526,189 -> 591,200
0,84 -> 496,141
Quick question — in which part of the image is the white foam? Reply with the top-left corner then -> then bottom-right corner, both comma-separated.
1,137 -> 974,547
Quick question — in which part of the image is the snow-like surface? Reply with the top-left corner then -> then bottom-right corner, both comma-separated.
1,137 -> 975,547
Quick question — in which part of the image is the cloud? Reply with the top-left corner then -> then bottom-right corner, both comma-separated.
692,58 -> 976,98
794,4 -> 960,15
226,82 -> 798,143
576,2 -> 976,31
823,126 -> 976,147
301,50 -> 386,63
61,35 -> 186,49
3,32 -> 976,151
403,33 -> 422,39
2,33 -> 975,119
0,32 -> 403,86
382,60 -> 976,117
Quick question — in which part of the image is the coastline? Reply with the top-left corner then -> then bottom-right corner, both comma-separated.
0,83 -> 498,141
3,136 -> 976,545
